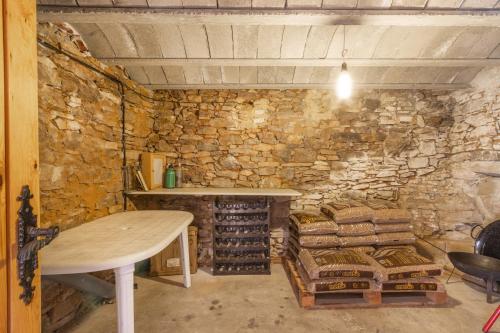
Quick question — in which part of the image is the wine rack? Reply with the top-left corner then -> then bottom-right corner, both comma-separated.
213,197 -> 271,275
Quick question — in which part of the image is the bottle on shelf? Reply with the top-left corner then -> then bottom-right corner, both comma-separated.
176,162 -> 183,188
165,164 -> 176,189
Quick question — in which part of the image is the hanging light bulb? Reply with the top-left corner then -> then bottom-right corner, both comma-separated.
336,62 -> 352,99
336,26 -> 353,100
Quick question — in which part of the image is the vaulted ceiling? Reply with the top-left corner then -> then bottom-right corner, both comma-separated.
37,1 -> 500,90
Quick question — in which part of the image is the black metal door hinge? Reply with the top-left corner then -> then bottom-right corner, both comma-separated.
17,185 -> 59,304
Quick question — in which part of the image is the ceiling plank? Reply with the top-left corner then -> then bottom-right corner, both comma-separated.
433,67 -> 460,83
357,0 -> 392,8
38,0 -> 77,4
322,0 -> 357,8
178,24 -> 210,58
258,66 -> 277,83
287,0 -> 323,8
372,27 -> 452,58
257,25 -> 284,59
126,66 -> 150,83
488,44 -> 500,58
281,26 -> 311,58
303,26 -> 337,58
276,66 -> 295,83
466,27 -> 500,57
417,27 -> 465,58
147,0 -> 184,6
202,66 -> 222,83
96,23 -> 138,57
154,24 -> 187,58
426,0 -> 462,8
221,66 -> 239,83
452,66 -> 482,83
145,82 -> 470,89
97,57 -> 500,67
412,67 -> 442,83
461,0 -> 498,8
77,0 -> 114,6
293,66 -> 314,83
37,7 -> 500,27
252,0 -> 286,7
239,66 -> 258,83
181,0 -> 218,8
338,26 -> 388,58
326,26 -> 345,58
218,0 -> 252,8
391,0 -> 427,8
144,66 -> 167,84
362,67 -> 389,83
70,23 -> 116,57
163,66 -> 186,83
444,27 -> 494,58
113,0 -> 149,6
125,24 -> 163,57
205,25 -> 234,58
233,25 -> 258,58
183,65 -> 204,83
309,66 -> 332,83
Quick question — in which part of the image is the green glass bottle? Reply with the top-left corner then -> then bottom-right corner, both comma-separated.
165,164 -> 176,189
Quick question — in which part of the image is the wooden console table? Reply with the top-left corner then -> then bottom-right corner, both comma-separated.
126,187 -> 302,197
40,210 -> 193,333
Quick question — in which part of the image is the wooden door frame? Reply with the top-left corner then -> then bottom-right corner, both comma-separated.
2,0 -> 41,332
0,0 -> 7,330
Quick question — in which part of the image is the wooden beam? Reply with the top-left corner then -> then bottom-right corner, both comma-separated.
144,82 -> 470,89
99,57 -> 500,67
37,7 -> 500,26
5,1 -> 41,332
0,0 -> 6,331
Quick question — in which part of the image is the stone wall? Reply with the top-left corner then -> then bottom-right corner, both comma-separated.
401,68 -> 500,249
152,89 -> 451,214
38,23 -> 158,331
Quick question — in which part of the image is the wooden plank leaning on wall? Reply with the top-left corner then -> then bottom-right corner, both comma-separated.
3,0 -> 41,332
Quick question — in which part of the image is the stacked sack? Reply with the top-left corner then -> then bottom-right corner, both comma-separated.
288,212 -> 380,294
366,246 -> 444,293
372,209 -> 416,245
320,201 -> 377,250
288,212 -> 339,259
320,198 -> 416,247
296,247 -> 379,294
287,197 -> 444,296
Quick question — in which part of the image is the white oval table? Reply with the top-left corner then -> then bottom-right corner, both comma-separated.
40,210 -> 194,333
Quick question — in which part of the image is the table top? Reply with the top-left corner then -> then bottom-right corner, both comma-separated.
126,187 -> 302,197
40,210 -> 193,275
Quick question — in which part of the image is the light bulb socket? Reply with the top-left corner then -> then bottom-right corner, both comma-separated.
341,62 -> 348,72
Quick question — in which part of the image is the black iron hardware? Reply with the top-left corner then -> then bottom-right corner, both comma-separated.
17,185 -> 59,304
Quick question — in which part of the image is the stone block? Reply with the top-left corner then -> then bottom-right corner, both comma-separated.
408,157 -> 429,169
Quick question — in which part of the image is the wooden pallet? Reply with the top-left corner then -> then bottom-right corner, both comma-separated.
380,289 -> 448,306
283,257 -> 380,309
283,257 -> 448,309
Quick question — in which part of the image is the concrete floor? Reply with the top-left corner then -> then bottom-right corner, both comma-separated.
67,264 -> 499,333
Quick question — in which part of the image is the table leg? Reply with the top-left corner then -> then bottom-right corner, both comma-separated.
114,264 -> 135,333
179,227 -> 191,288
